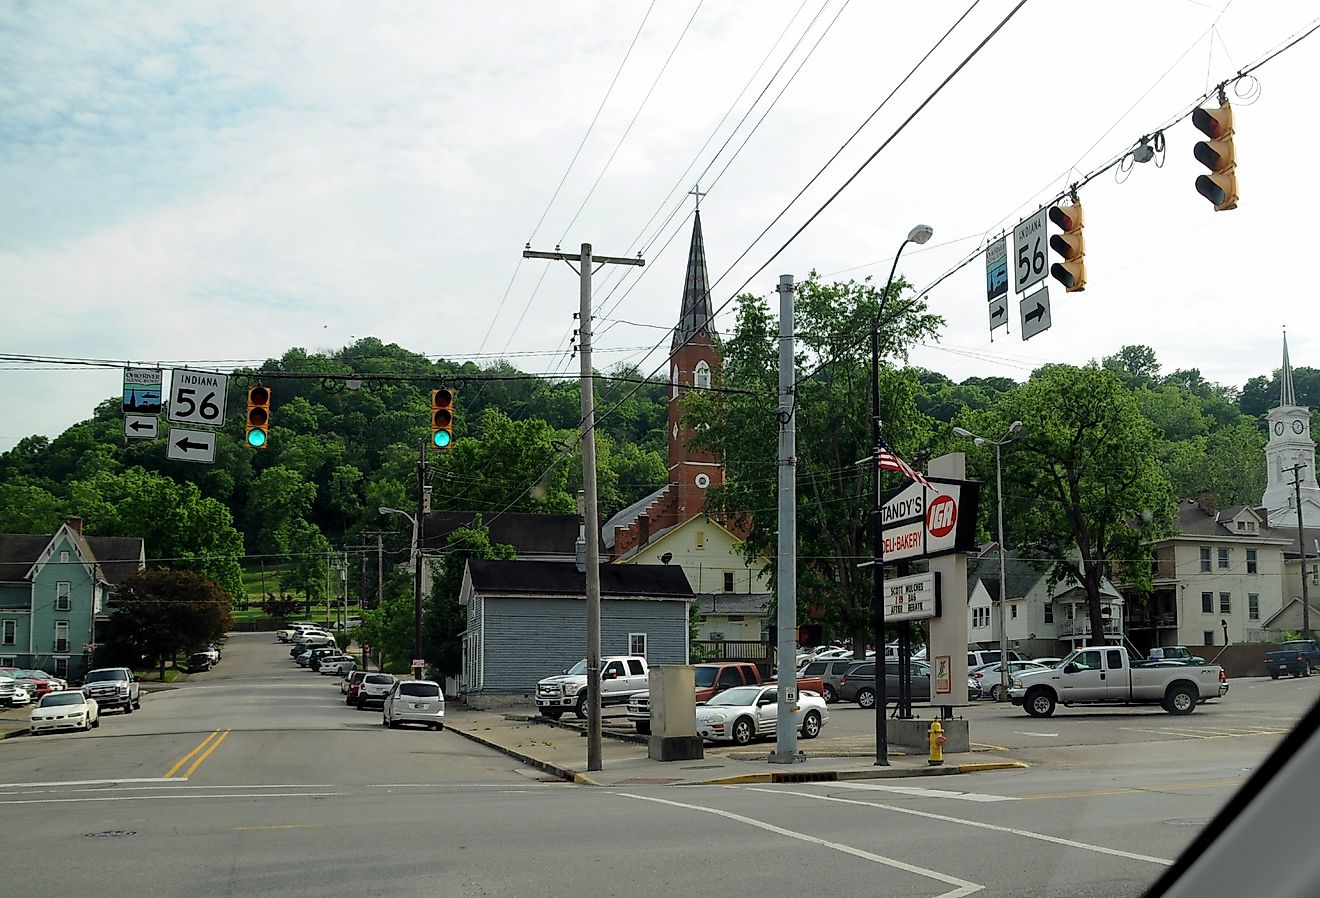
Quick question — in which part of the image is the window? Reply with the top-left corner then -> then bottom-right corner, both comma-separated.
1010,604 -> 1018,619
1236,521 -> 1245,530
717,667 -> 743,689
695,531 -> 705,550
1247,549 -> 1258,574
1105,650 -> 1123,670
627,659 -> 645,676
1217,548 -> 1230,570
0,657 -> 13,667
54,657 -> 68,678
603,660 -> 625,678
723,572 -> 734,592
60,550 -> 69,564
1,620 -> 14,645
1067,604 -> 1075,620
1200,547 -> 1211,572
727,615 -> 745,622
628,633 -> 647,657
1203,630 -> 1215,646
1219,592 -> 1231,613
694,360 -> 711,390
1043,604 -> 1053,623
1072,650 -> 1102,671
54,620 -> 69,654
1201,592 -> 1213,613
56,581 -> 71,612
1249,593 -> 1260,620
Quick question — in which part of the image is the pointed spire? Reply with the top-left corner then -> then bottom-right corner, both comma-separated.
674,210 -> 713,347
1281,327 -> 1297,407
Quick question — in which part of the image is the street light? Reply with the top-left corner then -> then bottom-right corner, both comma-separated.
379,506 -> 422,671
952,421 -> 1025,701
871,223 -> 934,767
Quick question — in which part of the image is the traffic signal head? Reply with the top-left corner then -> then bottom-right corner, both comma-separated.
1192,102 -> 1238,211
430,388 -> 454,449
1048,201 -> 1086,292
245,386 -> 271,449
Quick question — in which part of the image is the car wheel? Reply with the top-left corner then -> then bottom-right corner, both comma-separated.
356,698 -> 366,710
1270,671 -> 1279,680
92,715 -> 100,729
124,700 -> 133,714
388,715 -> 400,729
1293,668 -> 1303,679
800,710 -> 822,739
636,721 -> 651,736
1024,688 -> 1056,718
856,688 -> 876,709
435,722 -> 444,732
732,716 -> 755,746
539,708 -> 563,720
574,696 -> 588,720
990,684 -> 1003,702
823,684 -> 838,704
1166,684 -> 1197,715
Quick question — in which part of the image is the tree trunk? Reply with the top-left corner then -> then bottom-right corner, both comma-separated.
1085,566 -> 1107,647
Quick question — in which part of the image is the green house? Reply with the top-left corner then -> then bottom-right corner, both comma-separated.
0,518 -> 144,681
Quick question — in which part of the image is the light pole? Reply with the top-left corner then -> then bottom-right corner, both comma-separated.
872,223 -> 933,767
379,505 -> 421,671
952,421 -> 1024,701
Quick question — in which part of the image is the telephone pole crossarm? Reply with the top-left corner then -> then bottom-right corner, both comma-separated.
523,249 -> 644,268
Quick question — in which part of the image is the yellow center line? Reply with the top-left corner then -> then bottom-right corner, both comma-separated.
181,729 -> 231,779
163,731 -> 221,779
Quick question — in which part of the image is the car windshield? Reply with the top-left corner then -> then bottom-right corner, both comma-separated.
38,693 -> 84,707
399,683 -> 440,698
365,675 -> 394,685
23,671 -> 51,679
693,667 -> 719,687
564,660 -> 588,676
84,670 -> 128,682
705,686 -> 762,707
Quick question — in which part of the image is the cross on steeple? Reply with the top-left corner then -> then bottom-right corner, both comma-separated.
688,183 -> 707,211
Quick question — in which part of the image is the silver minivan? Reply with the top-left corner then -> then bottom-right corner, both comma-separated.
382,680 -> 445,730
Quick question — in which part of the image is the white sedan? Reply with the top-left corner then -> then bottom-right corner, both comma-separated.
695,684 -> 827,746
31,690 -> 99,734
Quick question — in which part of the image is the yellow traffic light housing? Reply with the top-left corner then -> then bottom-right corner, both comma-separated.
1192,101 -> 1238,211
431,388 -> 454,449
1048,200 -> 1086,292
245,386 -> 271,449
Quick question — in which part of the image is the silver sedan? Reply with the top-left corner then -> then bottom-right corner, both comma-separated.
694,684 -> 828,746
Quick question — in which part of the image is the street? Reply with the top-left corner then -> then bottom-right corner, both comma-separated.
1,633 -> 1313,898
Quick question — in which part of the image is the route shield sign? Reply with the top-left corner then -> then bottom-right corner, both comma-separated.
166,428 -> 216,464
123,415 -> 158,440
1013,208 -> 1049,293
167,370 -> 229,426
985,237 -> 1008,301
1019,285 -> 1052,340
122,367 -> 163,416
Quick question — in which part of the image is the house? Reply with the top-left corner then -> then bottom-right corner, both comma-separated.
692,591 -> 769,643
458,558 -> 693,708
420,511 -> 578,562
1126,495 -> 1289,650
967,546 -> 1125,659
0,518 -> 145,680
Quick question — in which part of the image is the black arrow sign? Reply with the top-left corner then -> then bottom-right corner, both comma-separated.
128,420 -> 154,432
991,304 -> 1006,320
1025,302 -> 1046,322
174,436 -> 209,452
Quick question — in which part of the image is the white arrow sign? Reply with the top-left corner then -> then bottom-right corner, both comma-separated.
123,415 -> 158,440
166,428 -> 216,464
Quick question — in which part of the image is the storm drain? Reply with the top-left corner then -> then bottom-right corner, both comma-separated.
770,771 -> 838,784
85,831 -> 136,838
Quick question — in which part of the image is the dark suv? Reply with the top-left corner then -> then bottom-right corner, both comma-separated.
836,661 -> 932,707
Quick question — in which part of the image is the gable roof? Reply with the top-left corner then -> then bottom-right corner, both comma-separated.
0,534 -> 51,583
0,529 -> 144,586
1169,499 -> 1291,543
90,537 -> 147,585
420,511 -> 578,557
613,512 -> 746,563
465,558 -> 693,599
967,546 -> 1122,602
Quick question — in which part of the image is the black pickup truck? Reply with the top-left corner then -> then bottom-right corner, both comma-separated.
1263,640 -> 1320,679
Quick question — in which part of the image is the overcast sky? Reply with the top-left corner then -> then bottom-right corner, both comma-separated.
2,0 -> 1317,451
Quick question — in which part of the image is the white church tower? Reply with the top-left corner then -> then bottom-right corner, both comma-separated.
1262,329 -> 1320,527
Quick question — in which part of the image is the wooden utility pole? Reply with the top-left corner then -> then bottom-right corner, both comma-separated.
1288,463 -> 1312,638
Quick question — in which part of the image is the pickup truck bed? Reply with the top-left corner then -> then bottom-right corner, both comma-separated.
1264,641 -> 1320,679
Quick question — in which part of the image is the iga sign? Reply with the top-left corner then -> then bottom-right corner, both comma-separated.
880,478 -> 981,562
884,572 -> 939,622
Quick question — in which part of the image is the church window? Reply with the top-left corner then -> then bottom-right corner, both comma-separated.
671,365 -> 679,399
694,360 -> 711,390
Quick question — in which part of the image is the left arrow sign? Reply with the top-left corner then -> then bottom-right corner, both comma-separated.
165,428 -> 216,464
124,415 -> 158,440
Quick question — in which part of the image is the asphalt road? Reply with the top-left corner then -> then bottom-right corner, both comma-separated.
2,633 -> 1312,898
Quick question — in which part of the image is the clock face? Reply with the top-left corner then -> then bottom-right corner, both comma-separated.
1274,421 -> 1285,436
1294,419 -> 1306,435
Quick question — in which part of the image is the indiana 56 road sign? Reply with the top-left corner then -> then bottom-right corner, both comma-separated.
167,370 -> 229,427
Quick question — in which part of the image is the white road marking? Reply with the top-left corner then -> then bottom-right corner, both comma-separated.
0,777 -> 183,789
754,787 -> 1172,866
1013,732 -> 1059,737
616,792 -> 982,898
0,791 -> 344,806
830,782 -> 1016,803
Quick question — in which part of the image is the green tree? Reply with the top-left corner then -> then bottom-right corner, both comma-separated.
0,480 -> 65,533
965,365 -> 1174,645
108,570 -> 233,678
432,408 -> 577,514
246,466 -> 316,554
422,515 -> 515,678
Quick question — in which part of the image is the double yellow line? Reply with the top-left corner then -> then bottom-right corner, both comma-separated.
164,729 -> 231,780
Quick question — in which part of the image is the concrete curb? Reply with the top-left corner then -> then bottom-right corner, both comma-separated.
692,759 -> 1029,786
0,726 -> 31,740
445,723 -> 581,784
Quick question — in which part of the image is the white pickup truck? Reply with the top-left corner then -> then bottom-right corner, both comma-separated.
535,655 -> 649,719
1009,645 -> 1228,717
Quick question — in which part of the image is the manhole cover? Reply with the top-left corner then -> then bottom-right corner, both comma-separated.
85,831 -> 136,838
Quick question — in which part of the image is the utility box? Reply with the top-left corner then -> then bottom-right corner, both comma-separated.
648,665 -> 703,762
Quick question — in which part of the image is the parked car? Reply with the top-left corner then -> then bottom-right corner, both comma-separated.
298,647 -> 339,668
0,675 -> 19,707
835,660 -> 932,706
797,659 -> 862,703
1142,645 -> 1206,665
31,690 -> 99,733
343,670 -> 369,701
382,680 -> 445,730
202,644 -> 222,665
186,653 -> 213,673
314,654 -> 355,675
966,649 -> 1031,669
968,675 -> 983,700
1010,646 -> 1229,716
625,663 -> 826,735
536,656 -> 648,720
356,673 -> 397,709
10,669 -> 59,699
1031,657 -> 1064,668
81,667 -> 140,713
694,684 -> 827,746
8,683 -> 31,706
970,660 -> 1051,701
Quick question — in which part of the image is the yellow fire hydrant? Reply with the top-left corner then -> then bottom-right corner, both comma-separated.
928,720 -> 947,766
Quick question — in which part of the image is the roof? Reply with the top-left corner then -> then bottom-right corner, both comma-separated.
968,546 -> 1121,601
674,210 -> 714,348
420,511 -> 578,556
601,485 -> 668,549
1170,499 -> 1291,542
0,531 -> 143,585
88,537 -> 146,585
465,558 -> 693,599
693,592 -> 769,615
1263,524 -> 1320,558
0,534 -> 50,582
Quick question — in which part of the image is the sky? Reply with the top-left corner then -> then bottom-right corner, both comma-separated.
2,0 -> 1318,452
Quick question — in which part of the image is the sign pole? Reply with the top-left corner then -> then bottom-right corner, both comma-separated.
871,334 -> 889,767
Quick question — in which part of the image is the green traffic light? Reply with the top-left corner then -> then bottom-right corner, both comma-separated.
432,430 -> 451,449
247,429 -> 268,448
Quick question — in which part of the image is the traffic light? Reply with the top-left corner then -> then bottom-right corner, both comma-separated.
1048,199 -> 1086,292
430,388 -> 454,449
245,386 -> 271,448
1192,100 -> 1237,211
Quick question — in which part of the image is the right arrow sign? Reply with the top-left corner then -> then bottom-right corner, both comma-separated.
1019,285 -> 1052,340
988,295 -> 1008,334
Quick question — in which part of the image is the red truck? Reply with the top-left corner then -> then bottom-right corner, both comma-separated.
624,662 -> 825,735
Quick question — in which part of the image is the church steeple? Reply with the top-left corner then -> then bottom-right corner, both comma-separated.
1282,327 -> 1297,407
1262,328 -> 1320,527
674,209 -> 714,350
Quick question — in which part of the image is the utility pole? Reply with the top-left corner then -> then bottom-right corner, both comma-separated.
1289,463 -> 1312,638
413,437 -> 426,679
770,274 -> 800,764
524,242 -> 643,772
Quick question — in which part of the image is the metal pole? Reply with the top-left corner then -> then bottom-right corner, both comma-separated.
771,274 -> 799,764
577,243 -> 605,772
1293,464 -> 1311,639
413,438 -> 425,675
996,440 -> 1011,700
376,533 -> 384,611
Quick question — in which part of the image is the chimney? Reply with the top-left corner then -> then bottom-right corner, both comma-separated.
1195,491 -> 1217,516
637,513 -> 651,548
65,517 -> 83,535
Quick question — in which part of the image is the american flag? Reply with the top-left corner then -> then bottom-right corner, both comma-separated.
876,439 -> 932,490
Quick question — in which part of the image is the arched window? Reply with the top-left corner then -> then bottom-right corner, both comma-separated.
671,365 -> 679,399
694,360 -> 711,390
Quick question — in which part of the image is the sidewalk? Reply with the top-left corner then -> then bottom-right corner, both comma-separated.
0,704 -> 29,740
444,706 -> 1027,787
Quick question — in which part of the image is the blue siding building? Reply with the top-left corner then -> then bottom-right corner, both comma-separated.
459,559 -> 692,707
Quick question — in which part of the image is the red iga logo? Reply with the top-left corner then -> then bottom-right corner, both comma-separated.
926,494 -> 957,538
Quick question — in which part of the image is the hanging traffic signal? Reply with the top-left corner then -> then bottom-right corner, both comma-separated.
1048,199 -> 1086,292
245,386 -> 271,448
1192,100 -> 1237,211
430,388 -> 454,449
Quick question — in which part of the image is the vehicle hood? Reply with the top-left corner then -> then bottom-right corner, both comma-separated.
538,675 -> 585,687
696,702 -> 750,720
1013,667 -> 1057,684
